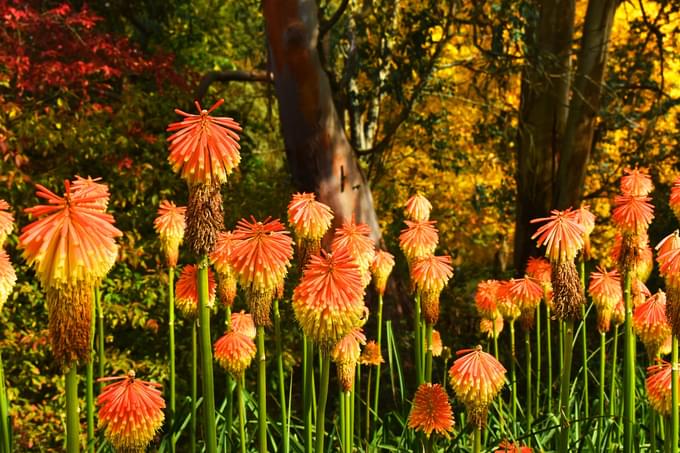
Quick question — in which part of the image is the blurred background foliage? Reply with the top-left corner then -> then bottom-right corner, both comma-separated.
0,0 -> 678,448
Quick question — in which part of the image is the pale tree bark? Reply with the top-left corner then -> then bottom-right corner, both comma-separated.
514,0 -> 575,272
262,0 -> 381,240
555,0 -> 621,208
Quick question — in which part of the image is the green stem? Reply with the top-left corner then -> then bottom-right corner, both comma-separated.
425,323 -> 433,383
525,330 -> 532,434
355,363 -> 360,449
610,325 -> 619,419
414,294 -> 423,385
340,390 -> 346,452
547,304 -> 553,414
257,326 -> 268,453
580,257 -> 589,423
303,336 -> 313,453
86,289 -> 95,453
0,353 -> 11,453
623,271 -> 634,453
535,304 -> 541,419
198,262 -> 217,453
373,294 -> 384,425
365,367 -> 372,444
315,351 -> 331,453
273,300 -> 288,453
95,286 -> 104,384
350,381 -> 355,453
168,267 -> 176,453
66,365 -> 80,453
510,319 -> 517,438
238,377 -> 247,453
651,407 -> 658,453
557,319 -> 575,453
473,427 -> 481,453
598,332 -> 606,445
672,336 -> 678,453
225,305 -> 233,453
191,322 -> 197,453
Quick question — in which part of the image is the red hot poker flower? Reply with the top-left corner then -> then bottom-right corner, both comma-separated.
331,327 -> 366,391
525,257 -> 551,285
412,255 -> 453,324
408,383 -> 455,437
507,277 -> 544,329
530,209 -> 585,263
646,360 -> 677,416
0,250 -> 17,310
97,371 -> 165,453
210,231 -> 238,307
612,194 -> 654,235
230,310 -> 256,340
0,200 -> 14,245
399,220 -> 439,265
588,266 -> 622,333
370,249 -> 395,297
475,279 -> 501,318
287,192 -> 333,242
621,168 -> 654,197
166,99 -> 242,185
154,200 -> 186,268
214,331 -> 257,377
404,193 -> 433,222
175,264 -> 216,318
331,217 -> 375,287
670,176 -> 680,220
634,291 -> 671,358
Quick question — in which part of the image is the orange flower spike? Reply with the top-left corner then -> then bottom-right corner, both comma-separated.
404,193 -> 433,222
371,249 -> 395,297
399,220 -> 439,264
670,177 -> 680,220
449,346 -> 506,428
166,99 -> 242,185
287,192 -> 333,242
646,360 -> 677,416
210,231 -> 238,307
331,217 -> 375,286
0,250 -> 17,310
612,194 -> 655,234
588,266 -> 622,333
230,310 -> 256,340
508,277 -> 544,329
525,257 -> 551,285
407,383 -> 455,437
292,247 -> 366,350
572,204 -> 596,258
175,264 -> 216,318
612,298 -> 625,327
634,291 -> 672,358
0,200 -> 14,245
154,200 -> 186,268
475,279 -> 501,318
332,327 -> 366,391
71,176 -> 110,211
97,371 -> 165,453
430,329 -> 443,357
411,255 -> 453,324
214,331 -> 257,377
480,315 -> 504,339
20,182 -> 122,287
360,340 -> 384,366
496,280 -> 521,321
229,217 -> 294,325
621,167 -> 654,197
530,208 -> 585,263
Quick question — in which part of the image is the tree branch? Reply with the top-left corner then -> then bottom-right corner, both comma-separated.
319,0 -> 350,39
195,69 -> 273,101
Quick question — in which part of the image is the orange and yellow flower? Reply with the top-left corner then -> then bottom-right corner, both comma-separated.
430,329 -> 443,357
408,383 -> 454,437
621,168 -> 654,197
646,360 -> 677,416
71,176 -> 110,211
0,250 -> 17,310
480,315 -> 504,339
0,200 -> 14,245
612,195 -> 654,235
230,310 -> 256,340
370,249 -> 395,297
525,257 -> 551,285
293,247 -> 366,350
507,277 -> 543,328
404,193 -> 432,222
166,99 -> 242,185
475,280 -> 501,318
287,192 -> 333,242
210,231 -> 238,307
496,281 -> 520,321
530,209 -> 584,264
331,327 -> 366,391
411,255 -> 453,324
154,200 -> 186,268
229,217 -> 294,326
449,346 -> 506,428
670,177 -> 680,220
175,264 -> 216,318
214,330 -> 257,377
97,371 -> 165,453
360,340 -> 384,366
399,220 -> 439,265
588,266 -> 622,333
634,291 -> 671,358
331,217 -> 375,287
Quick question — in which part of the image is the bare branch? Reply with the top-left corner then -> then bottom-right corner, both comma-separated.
319,0 -> 350,39
195,69 -> 273,101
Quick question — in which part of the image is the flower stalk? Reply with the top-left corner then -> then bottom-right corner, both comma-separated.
273,300 -> 289,453
623,271 -> 635,453
673,336 -> 679,453
558,320 -> 575,452
66,365 -> 80,453
316,351 -> 331,453
168,266 -> 176,453
86,295 -> 95,453
257,326 -> 268,453
0,352 -> 10,453
191,322 -> 197,453
197,262 -> 218,453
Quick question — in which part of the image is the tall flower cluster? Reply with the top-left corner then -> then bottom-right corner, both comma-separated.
670,176 -> 680,220
19,181 -> 121,365
331,217 -> 375,288
287,192 -> 333,265
228,217 -> 294,326
292,247 -> 366,350
154,200 -> 186,268
633,291 -> 672,358
588,266 -> 622,333
530,209 -> 585,320
645,360 -> 677,416
407,383 -> 454,438
210,231 -> 238,307
97,371 -> 165,452
370,249 -> 395,297
214,329 -> 257,377
331,327 -> 366,391
167,99 -> 242,256
399,220 -> 439,269
0,200 -> 14,245
507,277 -> 543,329
449,346 -> 506,428
475,280 -> 504,337
412,255 -> 453,324
404,193 -> 432,222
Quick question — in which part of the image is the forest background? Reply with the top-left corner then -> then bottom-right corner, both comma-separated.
0,0 -> 678,447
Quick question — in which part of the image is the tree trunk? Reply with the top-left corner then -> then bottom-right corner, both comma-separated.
514,0 -> 575,272
555,0 -> 620,209
262,0 -> 381,241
